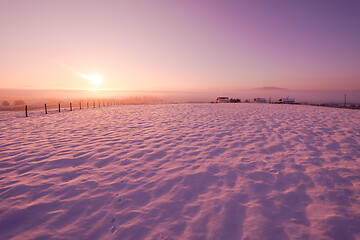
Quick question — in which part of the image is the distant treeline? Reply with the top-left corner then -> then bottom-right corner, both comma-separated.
2,100 -> 25,106
0,96 -> 164,112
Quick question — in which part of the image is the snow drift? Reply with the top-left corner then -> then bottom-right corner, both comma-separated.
0,104 -> 359,239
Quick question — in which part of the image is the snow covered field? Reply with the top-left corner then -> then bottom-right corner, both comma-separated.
1,103 -> 360,240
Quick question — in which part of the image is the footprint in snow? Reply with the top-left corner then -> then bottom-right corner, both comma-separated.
110,226 -> 116,235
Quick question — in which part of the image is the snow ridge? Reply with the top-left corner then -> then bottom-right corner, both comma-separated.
1,104 -> 360,239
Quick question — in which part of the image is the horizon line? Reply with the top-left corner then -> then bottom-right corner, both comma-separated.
1,87 -> 359,92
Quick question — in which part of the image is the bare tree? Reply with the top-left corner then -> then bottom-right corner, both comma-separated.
2,100 -> 10,106
14,100 -> 26,105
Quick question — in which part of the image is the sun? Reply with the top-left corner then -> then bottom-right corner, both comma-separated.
89,74 -> 102,85
80,74 -> 103,86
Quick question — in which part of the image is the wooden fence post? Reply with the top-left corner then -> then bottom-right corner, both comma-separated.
79,102 -> 81,110
25,105 -> 28,117
93,102 -> 95,108
45,104 -> 47,114
70,103 -> 72,111
87,102 -> 89,109
58,103 -> 61,112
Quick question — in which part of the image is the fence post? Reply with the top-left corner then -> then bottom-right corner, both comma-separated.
70,103 -> 72,111
93,102 -> 95,108
45,104 -> 47,114
25,105 -> 28,117
58,103 -> 61,112
87,102 -> 89,109
79,102 -> 81,110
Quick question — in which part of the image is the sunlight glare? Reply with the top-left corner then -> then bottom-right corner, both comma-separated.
80,74 -> 103,86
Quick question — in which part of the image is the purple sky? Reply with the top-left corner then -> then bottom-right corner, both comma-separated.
1,0 -> 359,92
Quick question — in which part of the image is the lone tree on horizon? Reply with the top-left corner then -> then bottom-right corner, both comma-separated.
14,100 -> 25,106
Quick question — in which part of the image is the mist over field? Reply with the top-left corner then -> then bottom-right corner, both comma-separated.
1,88 -> 359,105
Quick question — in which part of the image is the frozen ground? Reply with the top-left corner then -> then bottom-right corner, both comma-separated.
0,103 -> 360,240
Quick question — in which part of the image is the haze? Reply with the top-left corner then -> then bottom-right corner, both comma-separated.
1,0 -> 359,102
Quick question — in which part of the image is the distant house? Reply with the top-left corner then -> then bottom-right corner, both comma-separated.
254,98 -> 267,103
278,98 -> 295,104
230,98 -> 241,103
216,97 -> 230,103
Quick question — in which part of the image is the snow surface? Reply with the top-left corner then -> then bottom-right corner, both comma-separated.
1,103 -> 360,240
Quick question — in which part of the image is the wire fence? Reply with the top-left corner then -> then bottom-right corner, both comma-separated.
3,101 -> 121,117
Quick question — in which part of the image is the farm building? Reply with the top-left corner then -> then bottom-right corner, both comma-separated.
254,98 -> 267,103
216,97 -> 230,103
278,98 -> 295,103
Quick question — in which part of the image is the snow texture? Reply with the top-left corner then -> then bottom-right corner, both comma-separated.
1,104 -> 360,239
